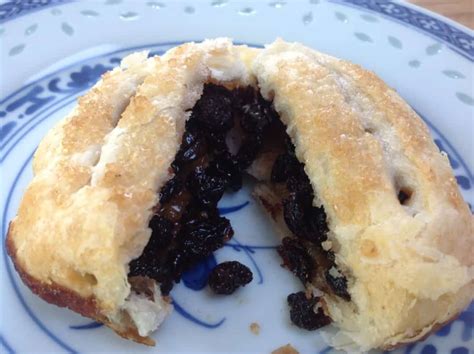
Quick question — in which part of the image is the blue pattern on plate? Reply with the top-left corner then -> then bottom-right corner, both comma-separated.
0,0 -> 72,24
330,0 -> 474,61
2,86 -> 55,117
420,345 -> 436,354
70,298 -> 229,332
0,122 -> 16,143
1,0 -> 472,60
0,60 -> 115,152
172,299 -> 226,329
402,303 -> 474,354
451,348 -> 469,354
434,308 -> 474,342
182,254 -> 218,291
0,334 -> 15,354
49,64 -> 112,93
1,41 -> 473,353
69,322 -> 103,330
319,347 -> 333,354
456,176 -> 471,190
219,200 -> 250,215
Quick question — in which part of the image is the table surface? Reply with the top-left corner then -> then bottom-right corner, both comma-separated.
409,0 -> 474,29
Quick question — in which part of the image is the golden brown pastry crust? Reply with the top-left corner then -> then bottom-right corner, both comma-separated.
6,38 -> 473,351
254,40 -> 473,351
5,227 -> 153,345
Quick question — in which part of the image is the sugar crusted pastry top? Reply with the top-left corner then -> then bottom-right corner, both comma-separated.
7,38 -> 473,351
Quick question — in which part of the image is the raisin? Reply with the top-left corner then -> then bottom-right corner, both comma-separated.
166,249 -> 192,281
172,122 -> 208,173
171,160 -> 181,174
128,216 -> 175,278
187,166 -> 226,207
205,130 -> 228,155
181,217 -> 234,258
194,84 -> 234,132
271,153 -> 300,183
158,189 -> 191,222
287,292 -> 331,330
240,102 -> 271,133
285,135 -> 296,155
277,237 -> 313,284
257,95 -> 277,124
236,135 -> 263,169
209,152 -> 242,191
128,255 -> 164,284
286,170 -> 313,197
305,206 -> 329,244
283,193 -> 328,244
325,269 -> 351,301
159,177 -> 181,204
325,250 -> 336,264
208,261 -> 253,294
128,256 -> 153,278
148,216 -> 175,248
182,129 -> 206,161
283,194 -> 306,236
160,280 -> 173,296
232,87 -> 254,109
237,88 -> 276,133
183,201 -> 220,222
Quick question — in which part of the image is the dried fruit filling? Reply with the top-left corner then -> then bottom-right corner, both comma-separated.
128,83 -> 345,330
287,292 -> 331,331
208,261 -> 253,295
271,151 -> 351,303
271,143 -> 348,329
128,84 -> 276,295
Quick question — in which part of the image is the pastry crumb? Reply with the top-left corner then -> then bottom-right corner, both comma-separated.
249,322 -> 260,335
305,286 -> 313,299
271,344 -> 299,354
321,240 -> 332,251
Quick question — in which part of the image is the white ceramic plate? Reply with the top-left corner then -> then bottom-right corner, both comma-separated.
1,1 -> 473,353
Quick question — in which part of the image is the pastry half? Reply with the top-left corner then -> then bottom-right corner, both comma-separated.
6,38 -> 473,351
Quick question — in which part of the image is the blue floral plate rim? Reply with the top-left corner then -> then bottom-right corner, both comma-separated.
0,0 -> 473,61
